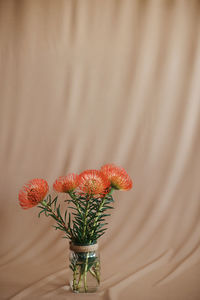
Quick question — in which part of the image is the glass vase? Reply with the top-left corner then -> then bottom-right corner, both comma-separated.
69,243 -> 100,293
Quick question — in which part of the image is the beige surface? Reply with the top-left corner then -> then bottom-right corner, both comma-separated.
0,0 -> 200,299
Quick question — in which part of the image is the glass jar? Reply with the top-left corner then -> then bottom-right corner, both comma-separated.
69,243 -> 100,293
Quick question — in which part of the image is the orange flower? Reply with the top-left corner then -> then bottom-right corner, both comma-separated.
78,170 -> 110,195
19,178 -> 49,209
53,174 -> 79,193
101,164 -> 133,191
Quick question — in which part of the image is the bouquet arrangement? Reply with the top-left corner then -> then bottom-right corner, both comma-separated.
18,163 -> 132,293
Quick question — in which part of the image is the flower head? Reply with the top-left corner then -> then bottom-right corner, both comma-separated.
19,178 -> 49,209
101,164 -> 133,191
78,170 -> 110,195
53,173 -> 79,193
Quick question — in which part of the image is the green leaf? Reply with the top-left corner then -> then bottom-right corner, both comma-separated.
67,206 -> 77,211
44,211 -> 49,217
49,214 -> 58,221
97,222 -> 108,229
51,195 -> 58,206
64,210 -> 68,222
37,205 -> 45,209
47,194 -> 52,205
96,228 -> 107,234
38,209 -> 46,218
68,212 -> 71,227
53,197 -> 58,211
57,205 -> 61,217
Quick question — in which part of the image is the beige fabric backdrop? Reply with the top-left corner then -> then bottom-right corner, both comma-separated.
0,0 -> 200,299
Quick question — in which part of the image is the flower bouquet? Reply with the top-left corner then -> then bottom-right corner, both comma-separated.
18,164 -> 132,293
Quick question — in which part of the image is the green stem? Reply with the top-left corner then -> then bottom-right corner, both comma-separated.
90,188 -> 114,240
73,265 -> 78,290
78,273 -> 83,290
69,191 -> 83,217
93,261 -> 100,284
83,197 -> 90,239
89,267 -> 100,284
84,253 -> 89,292
89,268 -> 96,278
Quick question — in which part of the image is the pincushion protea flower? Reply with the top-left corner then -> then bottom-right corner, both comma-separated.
53,174 -> 79,193
18,178 -> 49,209
101,164 -> 133,191
78,170 -> 110,195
